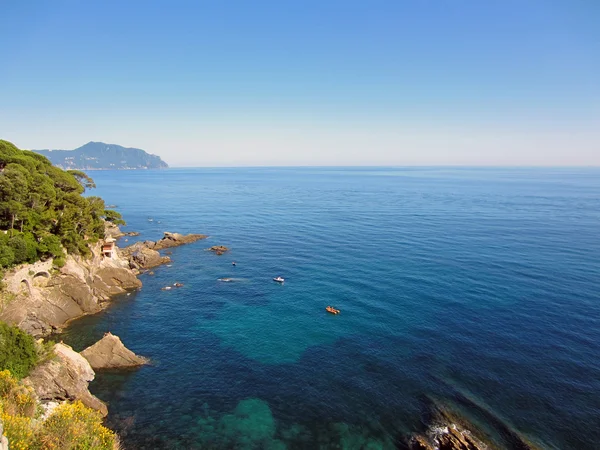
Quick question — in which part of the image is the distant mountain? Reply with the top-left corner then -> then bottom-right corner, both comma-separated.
33,142 -> 168,170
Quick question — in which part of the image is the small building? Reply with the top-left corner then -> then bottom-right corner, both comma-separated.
102,237 -> 116,258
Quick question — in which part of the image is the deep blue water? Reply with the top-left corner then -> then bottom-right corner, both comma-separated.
60,167 -> 600,449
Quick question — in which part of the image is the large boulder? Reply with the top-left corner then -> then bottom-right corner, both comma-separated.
81,332 -> 148,369
23,343 -> 108,416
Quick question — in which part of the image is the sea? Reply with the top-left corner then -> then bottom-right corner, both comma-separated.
58,167 -> 600,449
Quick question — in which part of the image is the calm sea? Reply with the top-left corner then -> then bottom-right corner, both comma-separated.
60,167 -> 600,449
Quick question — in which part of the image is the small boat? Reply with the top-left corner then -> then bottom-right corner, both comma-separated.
161,286 -> 172,291
219,278 -> 234,282
232,262 -> 236,266
273,276 -> 285,283
326,306 -> 340,315
173,282 -> 184,287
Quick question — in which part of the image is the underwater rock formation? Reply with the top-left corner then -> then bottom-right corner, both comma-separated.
193,398 -> 285,449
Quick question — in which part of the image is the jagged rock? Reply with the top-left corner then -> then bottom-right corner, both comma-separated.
24,343 -> 108,416
81,332 -> 148,369
208,245 -> 229,255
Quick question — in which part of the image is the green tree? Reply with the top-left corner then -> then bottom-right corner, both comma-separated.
0,139 -> 109,268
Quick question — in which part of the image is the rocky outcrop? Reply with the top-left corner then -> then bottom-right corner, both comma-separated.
105,222 -> 124,239
23,343 -> 108,416
408,398 -> 543,450
105,223 -> 141,239
122,242 -> 171,272
120,232 -> 206,272
208,245 -> 229,255
0,245 -> 141,337
81,332 -> 148,369
409,423 -> 490,450
150,232 -> 207,250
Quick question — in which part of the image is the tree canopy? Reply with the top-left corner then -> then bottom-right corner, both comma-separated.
0,139 -> 122,268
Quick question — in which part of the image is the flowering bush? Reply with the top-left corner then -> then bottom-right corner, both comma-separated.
0,370 -> 118,449
37,401 -> 117,450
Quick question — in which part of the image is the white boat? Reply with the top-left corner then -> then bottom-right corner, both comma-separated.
273,276 -> 285,283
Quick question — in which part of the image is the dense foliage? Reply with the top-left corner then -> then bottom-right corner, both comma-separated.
0,140 -> 122,268
0,321 -> 39,379
0,370 -> 118,450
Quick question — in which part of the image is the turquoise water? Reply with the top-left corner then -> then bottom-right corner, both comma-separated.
60,168 -> 600,449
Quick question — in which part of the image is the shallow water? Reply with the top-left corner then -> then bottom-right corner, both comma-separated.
60,167 -> 600,449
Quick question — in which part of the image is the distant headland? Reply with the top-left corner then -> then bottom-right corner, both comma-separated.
33,141 -> 168,170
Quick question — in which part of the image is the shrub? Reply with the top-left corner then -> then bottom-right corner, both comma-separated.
0,371 -> 119,450
0,371 -> 37,417
0,370 -> 38,450
0,321 -> 39,378
37,401 -> 117,450
52,255 -> 66,268
0,411 -> 36,450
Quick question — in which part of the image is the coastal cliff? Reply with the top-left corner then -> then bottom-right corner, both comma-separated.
0,227 -> 207,336
0,241 -> 140,337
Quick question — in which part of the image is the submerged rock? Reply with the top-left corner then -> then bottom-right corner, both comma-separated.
24,343 -> 108,416
194,398 -> 281,449
208,245 -> 230,255
81,332 -> 148,369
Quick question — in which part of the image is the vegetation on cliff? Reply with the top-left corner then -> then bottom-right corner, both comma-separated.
0,139 -> 123,269
0,370 -> 118,450
0,322 -> 39,379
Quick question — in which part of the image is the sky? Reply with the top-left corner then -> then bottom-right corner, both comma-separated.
1,0 -> 599,166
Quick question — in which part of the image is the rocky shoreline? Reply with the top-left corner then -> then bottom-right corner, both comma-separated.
0,227 -> 206,422
0,229 -> 207,337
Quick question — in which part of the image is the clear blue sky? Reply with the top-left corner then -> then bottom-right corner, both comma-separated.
1,1 -> 599,166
